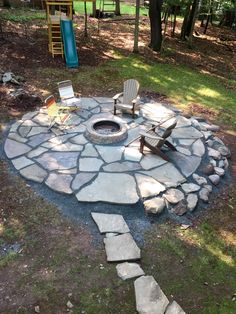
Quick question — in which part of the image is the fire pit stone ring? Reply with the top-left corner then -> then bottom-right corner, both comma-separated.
85,115 -> 128,144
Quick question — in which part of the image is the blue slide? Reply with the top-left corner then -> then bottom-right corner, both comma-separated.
60,19 -> 79,68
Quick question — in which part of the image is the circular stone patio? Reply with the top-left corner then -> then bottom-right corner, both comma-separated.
4,97 -> 231,216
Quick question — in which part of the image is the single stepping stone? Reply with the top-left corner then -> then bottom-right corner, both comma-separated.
104,233 -> 141,262
134,275 -> 169,314
116,262 -> 144,280
181,183 -> 200,194
164,189 -> 184,204
165,300 -> 186,314
91,212 -> 130,234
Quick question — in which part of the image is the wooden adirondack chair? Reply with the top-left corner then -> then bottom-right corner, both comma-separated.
57,80 -> 81,109
139,118 -> 177,161
113,79 -> 140,119
45,95 -> 71,131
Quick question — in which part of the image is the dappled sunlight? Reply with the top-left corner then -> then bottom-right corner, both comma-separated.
206,245 -> 234,267
196,87 -> 221,98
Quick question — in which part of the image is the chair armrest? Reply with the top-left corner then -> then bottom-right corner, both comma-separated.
131,95 -> 140,104
139,130 -> 163,140
113,92 -> 123,100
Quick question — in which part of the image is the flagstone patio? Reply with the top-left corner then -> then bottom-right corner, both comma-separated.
4,97 -> 231,216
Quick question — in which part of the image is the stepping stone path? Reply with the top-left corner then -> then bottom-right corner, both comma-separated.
4,97 -> 231,216
92,212 -> 186,313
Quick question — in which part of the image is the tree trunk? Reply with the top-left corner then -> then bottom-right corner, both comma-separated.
181,0 -> 200,43
149,0 -> 163,52
115,0 -> 121,16
3,0 -> 11,7
133,0 -> 140,53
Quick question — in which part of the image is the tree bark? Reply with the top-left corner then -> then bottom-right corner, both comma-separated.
149,0 -> 163,52
181,0 -> 200,44
115,0 -> 121,16
133,0 -> 140,53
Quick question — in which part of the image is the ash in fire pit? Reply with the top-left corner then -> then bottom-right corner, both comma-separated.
93,121 -> 121,135
86,116 -> 128,144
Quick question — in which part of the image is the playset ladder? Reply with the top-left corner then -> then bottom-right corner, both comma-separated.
101,0 -> 116,14
48,21 -> 64,57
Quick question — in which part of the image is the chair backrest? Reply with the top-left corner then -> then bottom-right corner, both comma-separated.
123,79 -> 140,104
45,95 -> 59,117
58,80 -> 75,100
161,118 -> 177,139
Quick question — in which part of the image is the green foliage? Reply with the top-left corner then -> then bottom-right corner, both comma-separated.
0,9 -> 45,22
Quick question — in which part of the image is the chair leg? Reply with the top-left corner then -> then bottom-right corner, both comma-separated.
140,137 -> 145,154
165,140 -> 177,151
132,105 -> 135,119
114,105 -> 117,116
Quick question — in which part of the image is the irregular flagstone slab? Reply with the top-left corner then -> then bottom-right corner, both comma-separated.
164,189 -> 184,204
22,111 -> 38,121
4,139 -> 31,159
123,126 -> 142,146
91,212 -> 130,234
143,197 -> 165,214
165,301 -> 186,314
140,163 -> 186,188
103,161 -> 141,172
104,233 -> 141,262
64,115 -> 82,126
45,173 -> 73,194
95,145 -> 124,163
140,154 -> 167,170
79,158 -> 103,171
178,139 -> 196,146
58,168 -> 77,174
81,97 -> 100,110
49,133 -> 76,144
10,121 -> 22,132
8,133 -> 28,143
176,116 -> 191,128
202,131 -> 212,140
134,275 -> 169,314
12,156 -> 34,170
66,124 -> 86,134
171,127 -> 203,139
20,164 -> 48,183
181,183 -> 200,193
70,134 -> 88,145
106,232 -> 118,237
81,143 -> 98,157
27,147 -> 48,158
167,151 -> 201,177
135,174 -> 166,198
91,107 -> 101,114
76,173 -> 139,204
177,146 -> 191,156
33,113 -> 50,126
187,193 -> 198,211
72,172 -> 96,191
116,262 -> 144,280
28,133 -> 54,147
18,126 -> 31,138
36,152 -> 79,170
27,127 -> 49,137
124,147 -> 142,162
140,102 -> 174,122
52,143 -> 83,152
192,139 -> 205,157
93,97 -> 113,103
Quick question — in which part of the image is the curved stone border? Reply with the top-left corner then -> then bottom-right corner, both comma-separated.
3,97 -> 231,216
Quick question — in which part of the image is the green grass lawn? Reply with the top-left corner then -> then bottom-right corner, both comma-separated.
73,0 -> 149,16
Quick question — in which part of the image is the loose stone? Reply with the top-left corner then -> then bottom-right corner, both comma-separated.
192,173 -> 207,185
187,194 -> 198,211
199,188 -> 210,202
164,189 -> 184,204
209,174 -> 220,185
204,184 -> 212,192
208,148 -> 221,160
217,145 -> 231,158
116,262 -> 144,280
200,163 -> 215,175
181,183 -> 200,194
218,160 -> 224,168
170,200 -> 188,216
134,275 -> 169,314
224,158 -> 229,169
214,167 -> 225,177
143,197 -> 166,214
